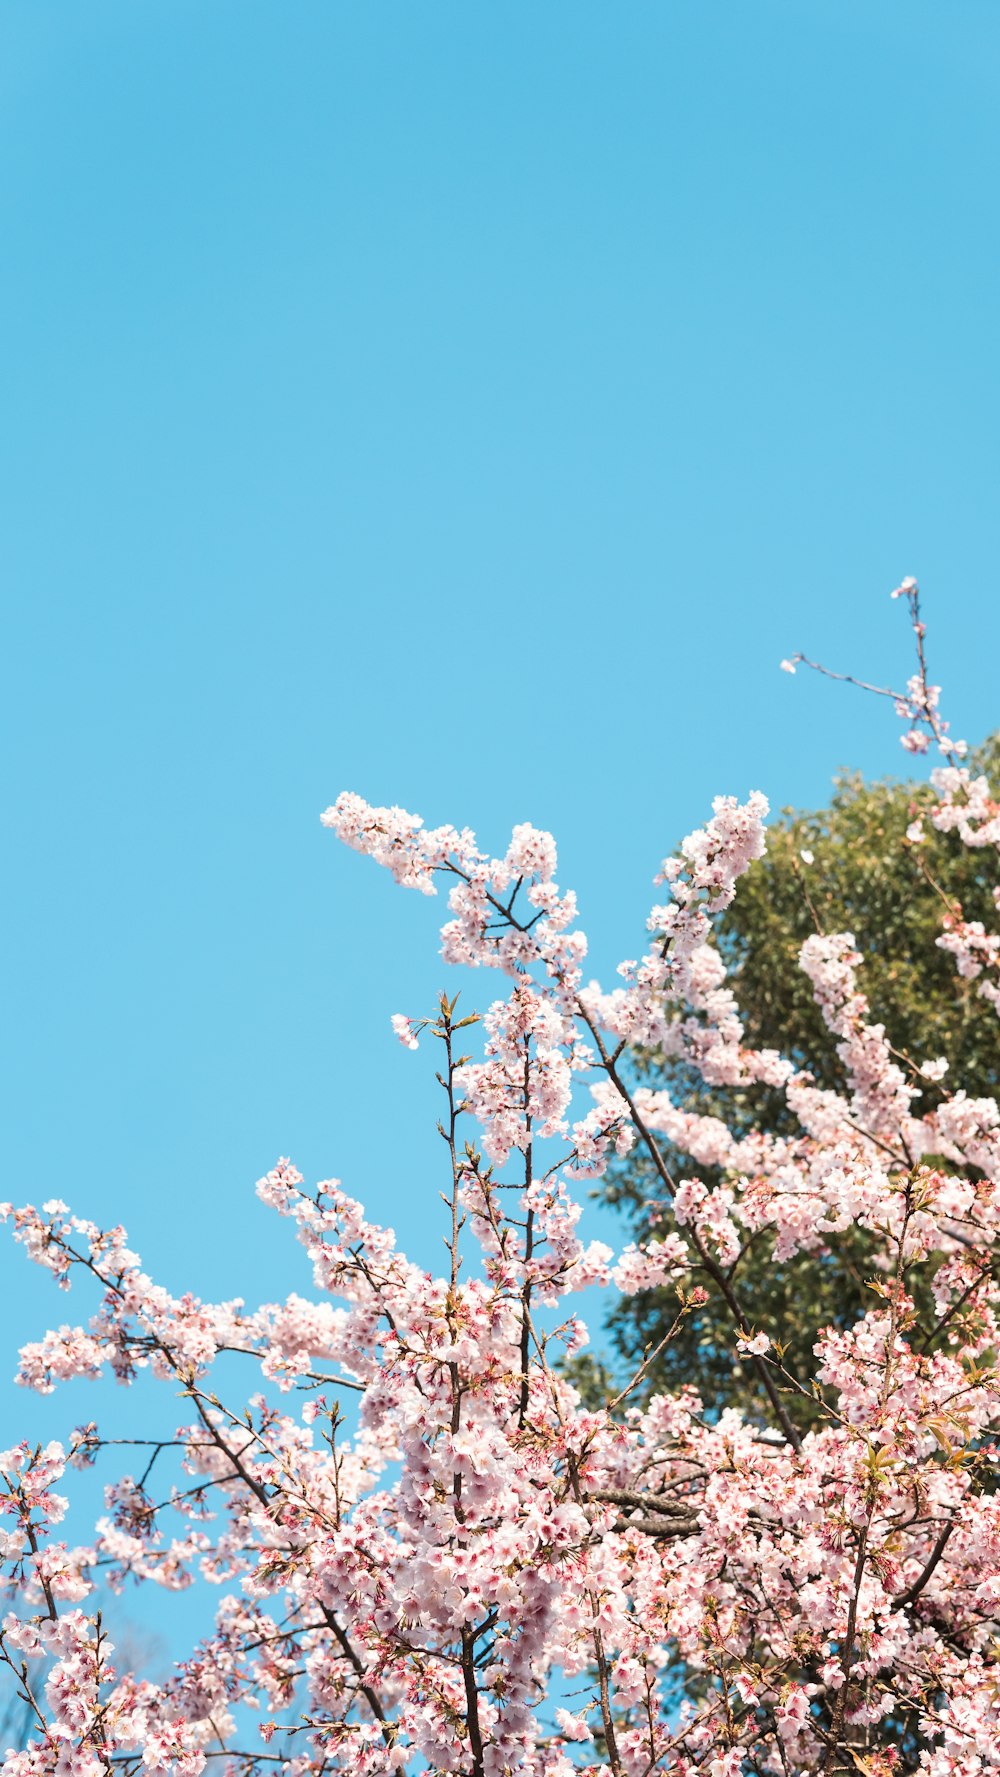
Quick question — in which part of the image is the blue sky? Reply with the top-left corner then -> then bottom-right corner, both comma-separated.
2,0 -> 999,1581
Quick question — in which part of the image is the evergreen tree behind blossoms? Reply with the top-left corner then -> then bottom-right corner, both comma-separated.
602,732 -> 1000,1431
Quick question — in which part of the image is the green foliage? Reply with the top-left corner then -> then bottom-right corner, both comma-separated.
720,732 -> 1000,1103
603,735 -> 1000,1429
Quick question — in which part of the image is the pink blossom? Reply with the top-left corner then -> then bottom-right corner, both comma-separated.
4,591 -> 1000,1776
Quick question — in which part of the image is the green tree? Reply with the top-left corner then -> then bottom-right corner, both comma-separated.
598,734 -> 1000,1430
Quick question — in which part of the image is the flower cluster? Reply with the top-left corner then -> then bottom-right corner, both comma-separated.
3,585 -> 1000,1775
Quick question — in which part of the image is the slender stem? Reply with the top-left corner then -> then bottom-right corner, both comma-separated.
895,1518 -> 955,1608
519,1045 -> 534,1429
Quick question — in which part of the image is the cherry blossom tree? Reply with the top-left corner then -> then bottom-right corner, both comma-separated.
4,580 -> 1000,1776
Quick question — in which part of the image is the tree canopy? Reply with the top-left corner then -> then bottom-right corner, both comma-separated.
5,610 -> 1000,1775
602,733 -> 1000,1428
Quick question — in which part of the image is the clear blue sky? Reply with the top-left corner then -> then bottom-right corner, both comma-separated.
2,0 -> 999,1555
